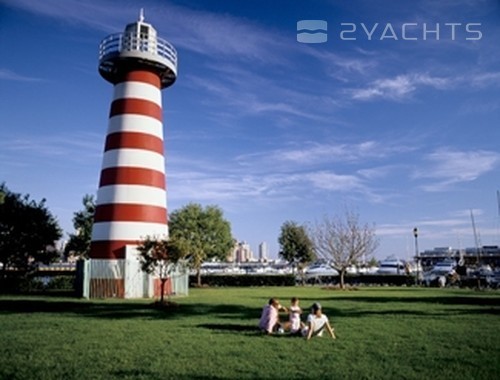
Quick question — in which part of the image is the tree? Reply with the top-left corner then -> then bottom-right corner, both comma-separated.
169,203 -> 233,287
64,194 -> 95,259
0,183 -> 62,273
136,235 -> 186,304
278,221 -> 315,273
311,209 -> 379,289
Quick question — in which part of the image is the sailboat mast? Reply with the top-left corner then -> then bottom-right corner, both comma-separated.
470,209 -> 481,265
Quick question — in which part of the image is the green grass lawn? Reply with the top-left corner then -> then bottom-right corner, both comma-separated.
0,287 -> 499,379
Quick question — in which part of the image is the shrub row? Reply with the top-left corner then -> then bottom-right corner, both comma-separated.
190,274 -> 296,287
307,274 -> 417,286
190,274 -> 417,287
0,275 -> 76,294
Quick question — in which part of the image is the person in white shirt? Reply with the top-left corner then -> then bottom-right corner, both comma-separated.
301,302 -> 336,340
288,297 -> 304,334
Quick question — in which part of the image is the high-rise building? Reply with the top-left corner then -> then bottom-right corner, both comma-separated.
259,242 -> 268,262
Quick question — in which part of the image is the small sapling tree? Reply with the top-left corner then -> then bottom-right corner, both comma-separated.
136,236 -> 185,304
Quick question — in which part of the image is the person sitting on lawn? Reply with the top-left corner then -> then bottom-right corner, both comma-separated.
301,302 -> 336,340
259,297 -> 287,334
289,297 -> 305,334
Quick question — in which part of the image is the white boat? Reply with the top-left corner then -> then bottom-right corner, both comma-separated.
346,265 -> 358,275
422,258 -> 457,286
376,256 -> 406,275
431,258 -> 456,273
304,263 -> 339,277
358,265 -> 379,274
486,269 -> 500,288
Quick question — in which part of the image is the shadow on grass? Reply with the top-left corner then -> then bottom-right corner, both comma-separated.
196,323 -> 305,341
320,295 -> 500,307
0,299 -> 261,321
331,306 -> 500,318
1,291 -> 498,321
197,323 -> 260,333
266,292 -> 500,318
315,293 -> 500,318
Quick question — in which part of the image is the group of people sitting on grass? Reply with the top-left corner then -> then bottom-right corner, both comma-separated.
258,297 -> 336,340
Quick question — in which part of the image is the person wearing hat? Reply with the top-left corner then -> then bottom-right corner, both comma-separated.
301,302 -> 336,340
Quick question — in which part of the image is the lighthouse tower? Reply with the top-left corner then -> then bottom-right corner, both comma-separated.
89,11 -> 177,298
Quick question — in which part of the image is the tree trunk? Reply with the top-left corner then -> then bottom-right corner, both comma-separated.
196,268 -> 202,287
160,278 -> 166,304
340,269 -> 346,290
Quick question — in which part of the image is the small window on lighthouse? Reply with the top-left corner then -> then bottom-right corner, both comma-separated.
139,25 -> 149,52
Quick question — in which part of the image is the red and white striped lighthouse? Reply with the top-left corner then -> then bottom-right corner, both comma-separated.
89,11 -> 177,298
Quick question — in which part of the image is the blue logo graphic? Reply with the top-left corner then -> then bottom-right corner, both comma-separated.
297,20 -> 328,43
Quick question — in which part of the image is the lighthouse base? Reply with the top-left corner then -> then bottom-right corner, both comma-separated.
83,246 -> 151,298
79,246 -> 189,299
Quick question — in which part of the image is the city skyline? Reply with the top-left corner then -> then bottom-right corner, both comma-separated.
1,0 -> 500,260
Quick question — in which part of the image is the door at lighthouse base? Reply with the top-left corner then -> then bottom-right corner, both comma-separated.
124,246 -> 151,299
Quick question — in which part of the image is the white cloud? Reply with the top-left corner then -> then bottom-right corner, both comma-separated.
185,69 -> 340,122
0,68 -> 43,82
468,71 -> 500,88
449,209 -> 484,218
357,165 -> 402,180
304,49 -> 378,82
242,140 -> 414,167
158,7 -> 288,63
3,0 -> 125,33
304,171 -> 364,191
350,73 -> 451,101
5,0 -> 289,64
376,213 -> 476,241
348,69 -> 500,103
169,149 -> 376,206
0,133 -> 102,161
415,149 -> 500,191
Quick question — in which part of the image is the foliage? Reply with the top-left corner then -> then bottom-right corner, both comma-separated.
0,288 -> 499,379
136,235 -> 186,303
64,194 -> 95,259
311,209 -> 379,289
366,256 -> 380,268
278,221 -> 315,269
169,203 -> 233,286
42,276 -> 75,291
0,183 -> 62,272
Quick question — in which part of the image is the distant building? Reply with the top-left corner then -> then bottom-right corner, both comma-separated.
258,242 -> 268,262
232,241 -> 253,263
419,245 -> 500,268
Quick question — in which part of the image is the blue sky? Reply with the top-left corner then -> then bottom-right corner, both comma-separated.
1,0 -> 500,260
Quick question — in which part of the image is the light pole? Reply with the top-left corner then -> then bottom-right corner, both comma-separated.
413,227 -> 419,285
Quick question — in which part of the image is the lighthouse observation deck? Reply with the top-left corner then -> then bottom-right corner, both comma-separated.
98,14 -> 177,88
